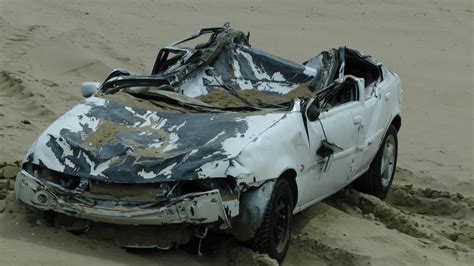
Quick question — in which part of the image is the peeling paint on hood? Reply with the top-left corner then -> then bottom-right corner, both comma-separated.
26,97 -> 287,183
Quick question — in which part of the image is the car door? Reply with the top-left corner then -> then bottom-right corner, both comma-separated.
300,77 -> 364,207
351,67 -> 393,180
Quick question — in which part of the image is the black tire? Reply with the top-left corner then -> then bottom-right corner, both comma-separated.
354,125 -> 398,199
252,179 -> 293,263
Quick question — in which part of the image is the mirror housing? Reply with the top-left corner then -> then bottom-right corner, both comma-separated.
81,82 -> 101,98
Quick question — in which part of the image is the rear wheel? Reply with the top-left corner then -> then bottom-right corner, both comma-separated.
354,125 -> 398,198
252,179 -> 293,263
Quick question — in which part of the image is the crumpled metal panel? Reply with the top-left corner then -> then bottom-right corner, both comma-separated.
26,97 -> 287,183
180,44 -> 317,97
16,170 -> 239,226
231,179 -> 275,241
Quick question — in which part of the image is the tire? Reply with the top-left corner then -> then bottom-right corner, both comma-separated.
354,125 -> 398,199
252,179 -> 293,263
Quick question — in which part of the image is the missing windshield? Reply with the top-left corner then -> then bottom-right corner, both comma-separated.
98,81 -> 312,113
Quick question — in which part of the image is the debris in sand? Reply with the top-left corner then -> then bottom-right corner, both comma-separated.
388,185 -> 470,218
328,188 -> 430,239
0,164 -> 19,180
0,164 -> 19,198
325,183 -> 474,254
291,234 -> 370,266
228,247 -> 278,266
0,163 -> 15,214
0,179 -> 10,191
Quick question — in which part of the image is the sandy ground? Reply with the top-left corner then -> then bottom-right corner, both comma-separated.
0,0 -> 472,265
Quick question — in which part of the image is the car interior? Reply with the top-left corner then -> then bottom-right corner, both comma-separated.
319,48 -> 381,109
324,77 -> 359,109
343,48 -> 381,87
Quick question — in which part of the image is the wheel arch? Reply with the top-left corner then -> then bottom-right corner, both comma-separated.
231,168 -> 298,241
391,114 -> 401,132
278,168 -> 298,209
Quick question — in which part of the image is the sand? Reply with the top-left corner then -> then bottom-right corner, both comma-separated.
0,0 -> 472,265
197,83 -> 313,108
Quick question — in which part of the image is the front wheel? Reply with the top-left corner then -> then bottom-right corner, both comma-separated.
252,179 -> 293,263
354,125 -> 398,198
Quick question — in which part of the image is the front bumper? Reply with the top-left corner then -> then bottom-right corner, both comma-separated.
15,170 -> 239,228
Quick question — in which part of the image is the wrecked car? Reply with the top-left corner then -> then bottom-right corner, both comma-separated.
15,23 -> 402,262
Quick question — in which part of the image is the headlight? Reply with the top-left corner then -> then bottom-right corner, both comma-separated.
22,163 -> 81,190
22,162 -> 35,176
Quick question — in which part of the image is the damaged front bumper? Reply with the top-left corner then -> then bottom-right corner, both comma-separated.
15,170 -> 239,228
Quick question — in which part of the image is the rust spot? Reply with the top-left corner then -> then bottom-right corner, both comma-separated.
300,164 -> 305,172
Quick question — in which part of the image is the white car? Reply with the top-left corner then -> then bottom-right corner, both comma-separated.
15,24 -> 402,262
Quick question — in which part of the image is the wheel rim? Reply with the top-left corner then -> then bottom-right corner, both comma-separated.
380,135 -> 396,187
272,195 -> 291,253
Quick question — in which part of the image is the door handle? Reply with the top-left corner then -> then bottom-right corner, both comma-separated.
385,92 -> 391,101
353,115 -> 362,125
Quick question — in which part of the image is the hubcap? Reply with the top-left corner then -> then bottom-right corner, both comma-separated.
380,135 -> 396,187
273,196 -> 291,253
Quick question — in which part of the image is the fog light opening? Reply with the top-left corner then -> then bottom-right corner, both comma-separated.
37,193 -> 48,205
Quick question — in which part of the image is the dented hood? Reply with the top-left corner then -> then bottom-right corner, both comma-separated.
26,97 -> 286,183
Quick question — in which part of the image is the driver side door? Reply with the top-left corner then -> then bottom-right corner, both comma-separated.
300,77 -> 365,207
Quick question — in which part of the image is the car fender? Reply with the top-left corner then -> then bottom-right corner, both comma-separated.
230,179 -> 276,241
226,111 -> 310,187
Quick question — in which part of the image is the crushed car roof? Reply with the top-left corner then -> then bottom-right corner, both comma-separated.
99,23 -> 321,110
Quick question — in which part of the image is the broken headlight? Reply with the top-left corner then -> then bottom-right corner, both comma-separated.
22,162 -> 81,190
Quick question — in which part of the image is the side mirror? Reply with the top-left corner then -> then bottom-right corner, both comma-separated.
81,82 -> 101,98
306,97 -> 320,122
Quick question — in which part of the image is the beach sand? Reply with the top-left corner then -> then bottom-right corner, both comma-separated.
0,0 -> 472,264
